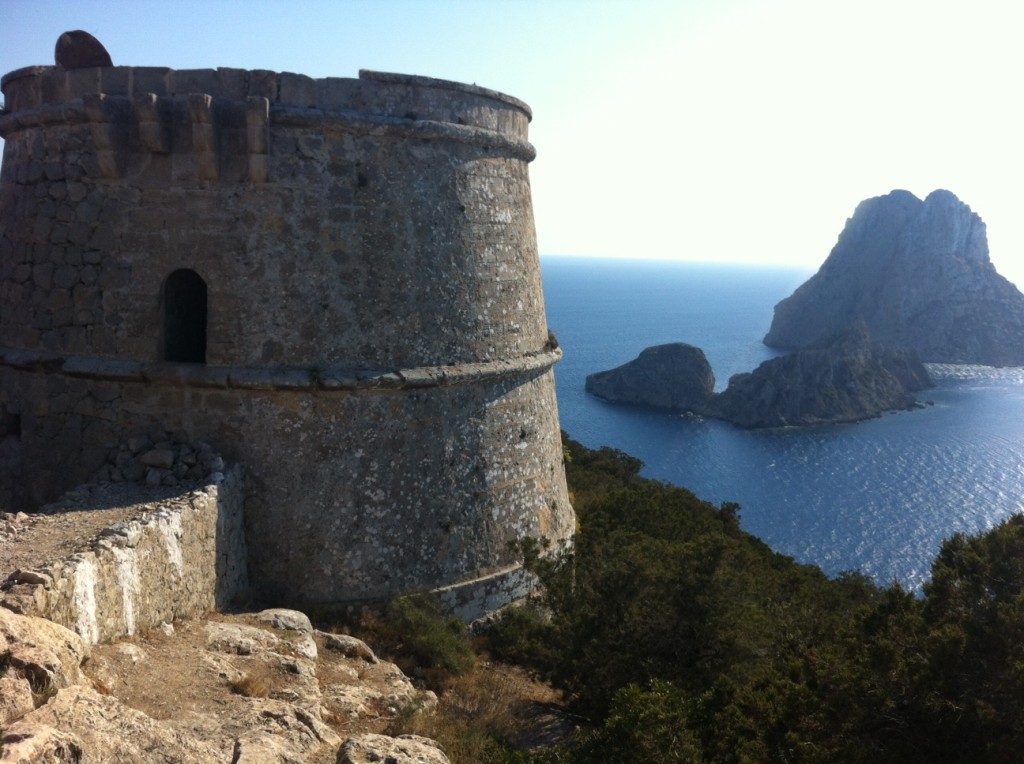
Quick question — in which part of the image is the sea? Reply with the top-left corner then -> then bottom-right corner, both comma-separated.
540,255 -> 1024,591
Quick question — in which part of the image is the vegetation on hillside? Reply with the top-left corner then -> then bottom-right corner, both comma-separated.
370,434 -> 1024,762
484,433 -> 1024,763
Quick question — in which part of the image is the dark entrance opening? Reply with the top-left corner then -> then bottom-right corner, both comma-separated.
163,269 -> 207,363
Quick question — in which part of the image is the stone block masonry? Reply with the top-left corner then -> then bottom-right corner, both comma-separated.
1,464 -> 247,644
0,44 -> 575,616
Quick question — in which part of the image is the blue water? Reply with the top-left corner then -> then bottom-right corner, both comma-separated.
541,256 -> 1024,590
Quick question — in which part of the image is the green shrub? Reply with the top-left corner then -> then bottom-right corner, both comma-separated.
386,592 -> 474,681
488,602 -> 557,670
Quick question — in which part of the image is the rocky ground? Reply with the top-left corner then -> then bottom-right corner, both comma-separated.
1,604 -> 450,763
0,438 -> 456,763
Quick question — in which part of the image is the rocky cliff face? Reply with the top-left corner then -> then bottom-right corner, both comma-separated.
764,189 -> 1024,366
585,325 -> 932,428
712,323 -> 932,428
585,343 -> 715,411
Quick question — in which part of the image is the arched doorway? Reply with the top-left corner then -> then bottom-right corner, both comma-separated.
162,269 -> 208,363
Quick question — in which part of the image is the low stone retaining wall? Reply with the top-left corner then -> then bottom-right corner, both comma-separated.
434,563 -> 537,623
0,465 -> 246,644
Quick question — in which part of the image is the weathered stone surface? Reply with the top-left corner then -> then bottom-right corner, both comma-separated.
338,734 -> 451,764
3,686 -> 222,763
205,620 -> 279,655
0,51 -> 574,617
0,723 -> 85,763
137,448 -> 174,469
257,607 -> 313,634
0,598 -> 443,762
89,432 -> 225,489
585,343 -> 715,411
231,699 -> 341,762
712,323 -> 933,428
0,607 -> 88,692
764,189 -> 1024,365
54,30 -> 113,69
318,631 -> 379,663
251,610 -> 319,659
0,673 -> 35,726
322,659 -> 438,720
10,569 -> 51,586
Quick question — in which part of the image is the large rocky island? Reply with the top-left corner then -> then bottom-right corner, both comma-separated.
764,189 -> 1024,366
586,323 -> 932,428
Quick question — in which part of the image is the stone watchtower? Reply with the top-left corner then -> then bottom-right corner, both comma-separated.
0,37 -> 575,615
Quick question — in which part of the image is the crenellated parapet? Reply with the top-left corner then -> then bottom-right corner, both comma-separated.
0,66 -> 535,185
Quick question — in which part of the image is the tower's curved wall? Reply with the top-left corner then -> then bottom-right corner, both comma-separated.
0,64 -> 574,609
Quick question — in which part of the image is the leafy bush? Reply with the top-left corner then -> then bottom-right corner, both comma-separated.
384,592 -> 474,683
485,602 -> 557,671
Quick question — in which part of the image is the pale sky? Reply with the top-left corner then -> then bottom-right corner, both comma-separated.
4,0 -> 1023,287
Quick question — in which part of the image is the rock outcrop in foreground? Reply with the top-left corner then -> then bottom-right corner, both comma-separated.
0,605 -> 445,763
585,325 -> 932,428
764,189 -> 1024,366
